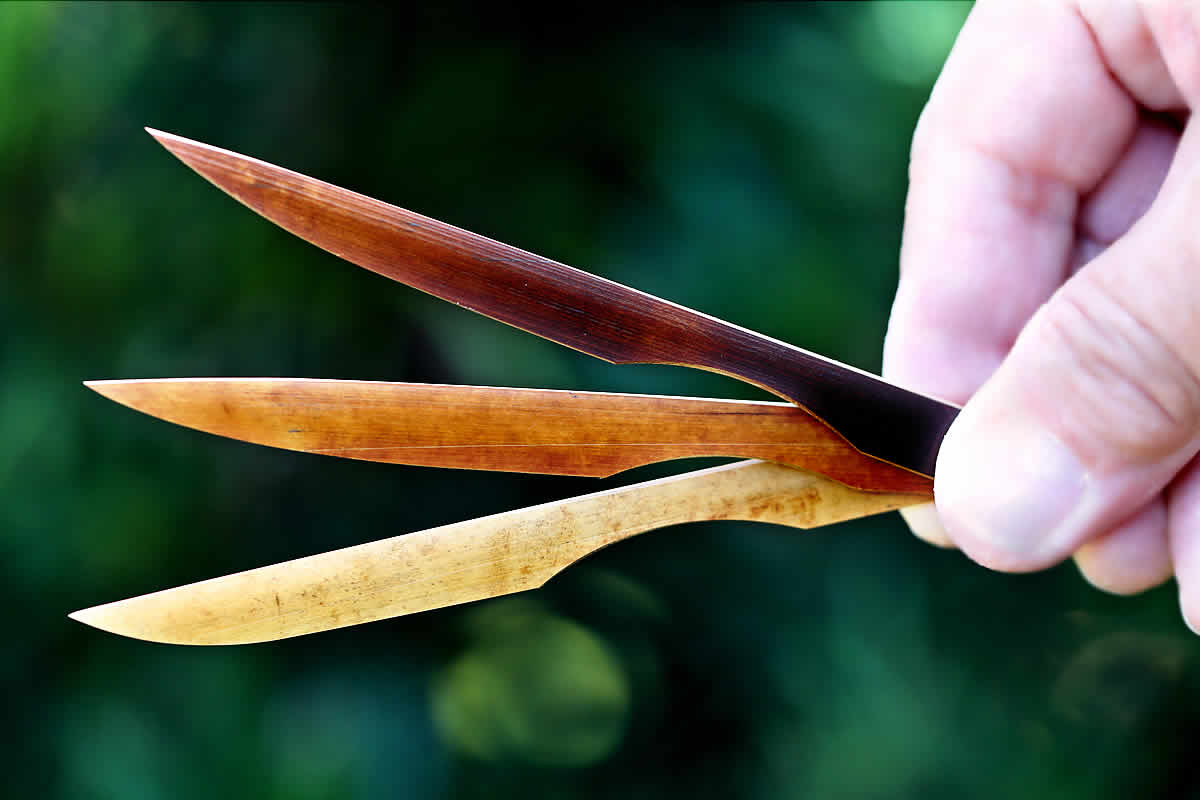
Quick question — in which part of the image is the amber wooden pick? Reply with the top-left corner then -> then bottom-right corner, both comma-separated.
86,378 -> 933,494
145,129 -> 959,477
70,460 -> 924,645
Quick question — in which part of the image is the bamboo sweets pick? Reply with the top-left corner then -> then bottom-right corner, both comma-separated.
70,460 -> 925,645
145,129 -> 959,478
85,378 -> 933,494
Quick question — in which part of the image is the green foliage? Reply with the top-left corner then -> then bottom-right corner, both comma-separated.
433,598 -> 631,767
4,2 -> 1198,797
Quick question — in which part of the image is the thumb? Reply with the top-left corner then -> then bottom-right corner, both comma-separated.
935,144 -> 1200,572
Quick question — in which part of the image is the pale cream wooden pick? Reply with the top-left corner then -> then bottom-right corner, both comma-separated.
70,460 -> 922,645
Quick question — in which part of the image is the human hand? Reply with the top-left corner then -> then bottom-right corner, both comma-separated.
883,0 -> 1200,628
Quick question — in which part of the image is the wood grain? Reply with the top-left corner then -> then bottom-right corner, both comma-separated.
145,129 -> 959,478
70,460 -> 924,645
86,378 -> 934,494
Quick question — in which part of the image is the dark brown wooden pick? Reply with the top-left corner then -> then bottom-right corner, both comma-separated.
146,129 -> 958,478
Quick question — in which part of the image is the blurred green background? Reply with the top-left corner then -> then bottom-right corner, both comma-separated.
6,2 -> 1199,797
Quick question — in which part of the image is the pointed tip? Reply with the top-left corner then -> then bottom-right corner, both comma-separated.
145,126 -> 181,143
144,128 -> 217,167
68,605 -> 102,629
83,379 -> 126,403
142,127 -> 268,204
68,600 -> 183,645
145,126 -> 176,148
67,591 -> 269,646
82,380 -> 169,418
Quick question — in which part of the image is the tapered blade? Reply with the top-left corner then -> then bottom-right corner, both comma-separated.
69,460 -> 923,645
85,378 -> 933,494
145,129 -> 958,477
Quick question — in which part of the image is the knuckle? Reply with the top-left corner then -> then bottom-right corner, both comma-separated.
1142,0 -> 1200,103
1034,277 -> 1200,461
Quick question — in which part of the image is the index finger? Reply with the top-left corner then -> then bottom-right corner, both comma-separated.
883,0 -> 1137,404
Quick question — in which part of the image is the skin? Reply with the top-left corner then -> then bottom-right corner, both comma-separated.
882,0 -> 1200,631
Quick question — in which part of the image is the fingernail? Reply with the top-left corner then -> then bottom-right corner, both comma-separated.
935,406 -> 1088,569
900,503 -> 954,548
